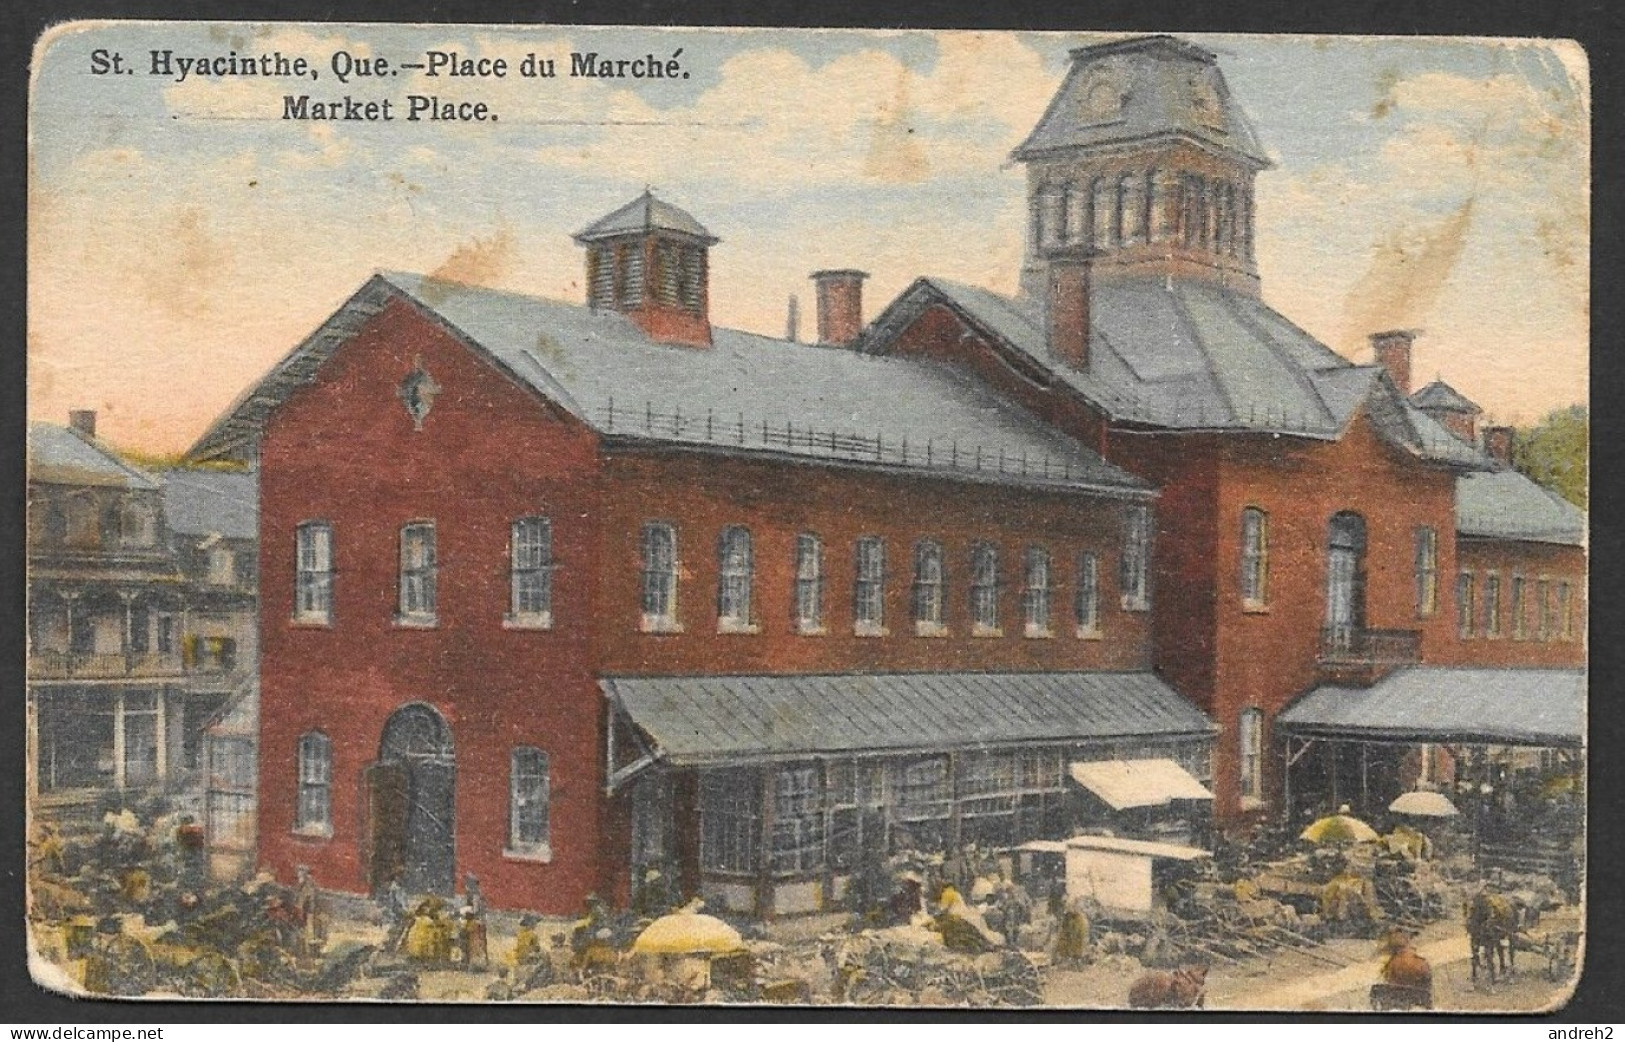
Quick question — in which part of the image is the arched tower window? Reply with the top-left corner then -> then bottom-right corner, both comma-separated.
1091,178 -> 1115,249
1120,172 -> 1147,247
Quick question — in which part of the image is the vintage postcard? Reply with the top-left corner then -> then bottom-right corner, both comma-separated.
26,22 -> 1588,1010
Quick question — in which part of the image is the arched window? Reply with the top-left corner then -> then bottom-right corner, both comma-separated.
1239,708 -> 1264,802
1120,505 -> 1152,611
970,543 -> 1000,635
1023,546 -> 1053,636
793,533 -> 824,634
509,746 -> 551,856
1414,526 -> 1439,617
1091,178 -> 1115,248
1065,182 -> 1089,244
717,526 -> 754,631
1119,173 -> 1146,247
1326,512 -> 1368,645
296,731 -> 331,834
912,540 -> 946,634
854,536 -> 886,635
1240,506 -> 1269,608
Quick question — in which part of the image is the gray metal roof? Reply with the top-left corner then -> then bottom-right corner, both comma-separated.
1278,667 -> 1584,747
28,423 -> 159,490
604,671 -> 1214,765
161,470 -> 258,540
1012,35 -> 1269,167
1410,379 -> 1481,414
191,273 -> 1149,498
864,277 -> 1486,469
1457,469 -> 1585,545
573,190 -> 719,245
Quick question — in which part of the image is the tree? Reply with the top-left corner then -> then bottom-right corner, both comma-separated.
1513,404 -> 1587,509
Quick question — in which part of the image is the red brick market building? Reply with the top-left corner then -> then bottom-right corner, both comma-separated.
191,193 -> 1216,915
859,35 -> 1585,829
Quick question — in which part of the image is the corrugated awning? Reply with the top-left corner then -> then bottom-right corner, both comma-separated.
1068,758 -> 1215,810
1278,667 -> 1585,747
604,671 -> 1213,767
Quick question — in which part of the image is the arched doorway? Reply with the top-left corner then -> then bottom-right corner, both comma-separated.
1325,511 -> 1368,648
368,703 -> 455,895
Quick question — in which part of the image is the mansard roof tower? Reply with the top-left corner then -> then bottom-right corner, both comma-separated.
1013,36 -> 1270,299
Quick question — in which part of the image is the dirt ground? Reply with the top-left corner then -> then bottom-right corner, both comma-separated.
1043,912 -> 1581,1013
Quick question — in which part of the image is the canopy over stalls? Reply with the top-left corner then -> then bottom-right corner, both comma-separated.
1277,668 -> 1584,748
1068,758 -> 1214,810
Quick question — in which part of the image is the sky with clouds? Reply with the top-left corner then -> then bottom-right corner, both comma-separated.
29,24 -> 1588,452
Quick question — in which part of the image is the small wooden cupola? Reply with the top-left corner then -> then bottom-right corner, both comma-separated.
573,190 -> 720,347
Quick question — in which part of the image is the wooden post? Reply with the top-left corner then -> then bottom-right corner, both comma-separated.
819,759 -> 834,910
755,766 -> 776,920
947,752 -> 963,864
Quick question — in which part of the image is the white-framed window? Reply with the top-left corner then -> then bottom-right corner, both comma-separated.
508,746 -> 551,859
296,731 -> 331,835
1121,505 -> 1152,611
912,539 -> 946,636
1457,571 -> 1475,639
1240,506 -> 1269,608
716,526 -> 755,632
794,533 -> 824,634
208,547 -> 236,586
1483,572 -> 1502,637
1414,526 -> 1439,617
640,522 -> 680,632
1075,550 -> 1101,638
509,517 -> 554,627
770,765 -> 825,876
294,521 -> 333,624
1511,575 -> 1527,639
970,542 -> 1000,635
700,768 -> 758,874
398,521 -> 438,623
1239,707 -> 1263,804
1023,546 -> 1053,637
1558,580 -> 1574,640
854,536 -> 886,636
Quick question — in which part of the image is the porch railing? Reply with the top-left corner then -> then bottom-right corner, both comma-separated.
29,649 -> 188,679
1317,627 -> 1421,684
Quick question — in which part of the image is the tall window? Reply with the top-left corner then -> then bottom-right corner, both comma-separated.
296,731 -> 331,834
509,747 -> 551,857
770,766 -> 825,876
294,521 -> 333,624
912,540 -> 946,635
1457,572 -> 1475,639
1511,575 -> 1527,639
1240,507 -> 1269,608
1023,546 -> 1053,637
510,517 -> 554,625
121,501 -> 158,548
717,526 -> 755,632
1075,551 -> 1101,637
1558,581 -> 1574,639
854,537 -> 885,635
970,543 -> 1000,635
793,534 -> 824,634
700,769 -> 758,874
640,523 -> 679,631
1414,527 -> 1439,617
1536,578 -> 1553,641
1484,572 -> 1502,637
1239,708 -> 1263,802
1121,505 -> 1152,611
399,522 -> 438,622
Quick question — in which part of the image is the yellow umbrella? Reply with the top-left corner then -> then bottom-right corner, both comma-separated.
1300,804 -> 1380,844
630,902 -> 745,956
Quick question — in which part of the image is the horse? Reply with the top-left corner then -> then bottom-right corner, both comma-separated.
1370,928 -> 1432,1011
1128,964 -> 1207,1009
1465,889 -> 1522,984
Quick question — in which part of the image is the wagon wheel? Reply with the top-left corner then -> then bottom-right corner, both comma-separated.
176,950 -> 241,997
88,934 -> 156,995
238,933 -> 296,984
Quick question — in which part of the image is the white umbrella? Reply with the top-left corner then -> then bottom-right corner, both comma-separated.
1389,790 -> 1459,818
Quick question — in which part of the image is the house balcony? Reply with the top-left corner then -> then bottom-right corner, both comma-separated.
29,649 -> 188,680
1317,626 -> 1421,687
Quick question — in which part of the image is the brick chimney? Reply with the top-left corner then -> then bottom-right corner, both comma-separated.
68,410 -> 97,439
1483,425 -> 1514,465
1370,330 -> 1415,395
813,270 -> 867,347
1046,246 -> 1094,369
